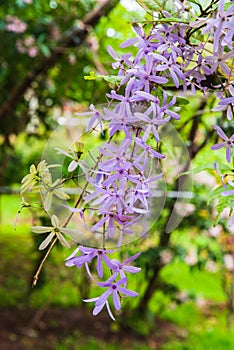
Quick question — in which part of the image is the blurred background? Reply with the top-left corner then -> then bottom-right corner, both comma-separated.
1,0 -> 234,349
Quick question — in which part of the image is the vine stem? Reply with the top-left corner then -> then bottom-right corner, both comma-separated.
32,237 -> 58,287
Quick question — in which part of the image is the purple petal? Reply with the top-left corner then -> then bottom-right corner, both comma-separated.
107,45 -> 118,59
169,68 -> 179,88
120,38 -> 138,48
123,266 -> 141,273
93,302 -> 105,316
211,142 -> 226,150
96,289 -> 113,306
152,76 -> 168,84
102,253 -> 116,270
97,255 -> 103,278
222,190 -> 234,196
219,97 -> 234,106
106,300 -> 116,321
118,287 -> 139,297
113,290 -> 121,311
116,277 -> 127,286
226,146 -> 231,163
214,125 -> 228,140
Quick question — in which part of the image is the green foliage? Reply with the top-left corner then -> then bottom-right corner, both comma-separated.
84,71 -> 122,85
0,0 -> 130,185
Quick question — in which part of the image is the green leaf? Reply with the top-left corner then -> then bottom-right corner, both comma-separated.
224,2 -> 234,11
39,43 -> 51,57
175,97 -> 190,106
84,71 -> 98,80
84,72 -> 121,85
102,75 -> 122,84
180,162 -> 231,177
208,183 -> 233,205
207,185 -> 226,205
143,17 -> 188,24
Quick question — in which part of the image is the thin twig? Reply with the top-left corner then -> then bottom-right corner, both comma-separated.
32,237 -> 58,287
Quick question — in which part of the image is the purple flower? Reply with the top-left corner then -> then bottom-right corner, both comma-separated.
156,57 -> 184,88
83,296 -> 116,321
127,55 -> 168,92
133,137 -> 165,171
204,50 -> 234,77
65,246 -> 115,278
91,212 -> 132,238
111,252 -> 141,280
214,86 -> 234,120
135,91 -> 180,120
120,23 -> 157,64
98,139 -> 132,169
77,104 -> 104,132
106,78 -> 139,118
84,276 -> 138,319
107,45 -> 132,74
134,102 -> 170,142
202,0 -> 234,52
101,161 -> 139,190
211,125 -> 234,163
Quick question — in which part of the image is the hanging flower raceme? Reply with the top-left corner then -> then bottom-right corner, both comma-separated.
19,0 -> 234,322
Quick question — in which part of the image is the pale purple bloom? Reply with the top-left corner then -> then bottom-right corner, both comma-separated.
215,98 -> 234,121
127,55 -> 168,92
111,252 -> 141,280
98,139 -> 132,169
134,102 -> 170,142
211,125 -> 234,163
107,45 -> 132,74
155,26 -> 184,62
184,53 -> 210,91
84,276 -> 138,319
120,23 -> 157,64
91,212 -> 132,238
106,78 -> 139,117
101,162 -> 139,190
103,108 -> 135,137
86,186 -> 125,215
219,97 -> 234,106
77,104 -> 104,132
96,277 -> 138,310
204,50 -> 234,77
65,246 -> 115,278
135,91 -> 180,120
202,0 -> 234,52
156,57 -> 184,88
133,137 -> 165,171
83,296 -> 116,321
212,86 -> 234,120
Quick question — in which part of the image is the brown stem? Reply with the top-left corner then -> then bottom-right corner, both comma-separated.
32,237 -> 58,287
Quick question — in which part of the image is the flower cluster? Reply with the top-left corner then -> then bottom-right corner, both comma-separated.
65,246 -> 141,319
20,0 -> 234,320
